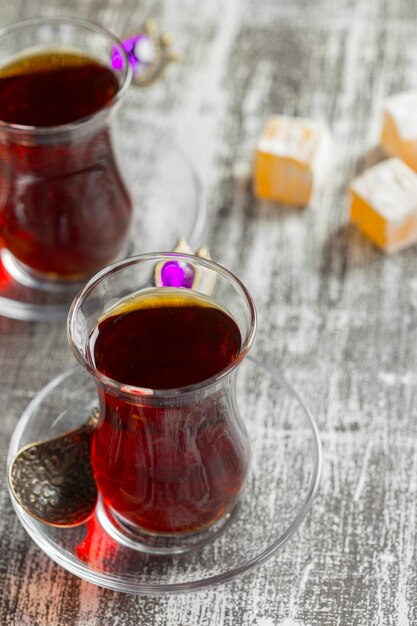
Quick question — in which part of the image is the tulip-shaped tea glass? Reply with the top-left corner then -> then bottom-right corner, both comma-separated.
68,253 -> 256,553
0,17 -> 132,283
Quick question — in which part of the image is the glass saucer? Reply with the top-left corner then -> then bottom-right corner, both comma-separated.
0,119 -> 205,322
7,356 -> 321,595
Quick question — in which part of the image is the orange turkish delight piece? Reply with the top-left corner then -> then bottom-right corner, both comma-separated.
349,158 -> 417,253
381,90 -> 417,171
253,115 -> 330,206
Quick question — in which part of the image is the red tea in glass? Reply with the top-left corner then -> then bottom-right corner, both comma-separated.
0,19 -> 132,280
88,290 -> 248,534
68,253 -> 256,547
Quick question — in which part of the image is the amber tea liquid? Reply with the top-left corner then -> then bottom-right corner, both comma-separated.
88,289 -> 250,534
0,50 -> 132,278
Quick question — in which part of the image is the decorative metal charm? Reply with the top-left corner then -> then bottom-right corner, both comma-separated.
112,18 -> 182,87
155,239 -> 216,294
8,409 -> 99,527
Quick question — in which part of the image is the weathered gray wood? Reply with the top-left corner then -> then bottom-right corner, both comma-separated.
1,0 -> 417,624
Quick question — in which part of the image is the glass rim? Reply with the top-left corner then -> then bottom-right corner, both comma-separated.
0,16 -> 132,135
67,252 -> 257,398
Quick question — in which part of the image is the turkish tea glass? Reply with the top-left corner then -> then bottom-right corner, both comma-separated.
68,252 -> 257,553
0,18 -> 132,282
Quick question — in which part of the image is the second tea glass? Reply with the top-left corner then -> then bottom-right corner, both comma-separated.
0,17 -> 132,282
68,252 -> 256,553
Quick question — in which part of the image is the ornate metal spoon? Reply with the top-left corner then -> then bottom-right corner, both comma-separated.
8,409 -> 99,527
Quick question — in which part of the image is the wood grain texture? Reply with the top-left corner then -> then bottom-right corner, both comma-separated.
1,0 -> 417,624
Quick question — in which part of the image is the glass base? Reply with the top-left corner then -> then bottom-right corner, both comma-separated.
2,250 -> 86,291
0,119 -> 205,322
2,237 -> 133,287
96,497 -> 238,555
7,357 -> 321,593
0,247 -> 83,321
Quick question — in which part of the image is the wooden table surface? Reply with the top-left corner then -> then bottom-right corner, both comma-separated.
1,0 -> 417,624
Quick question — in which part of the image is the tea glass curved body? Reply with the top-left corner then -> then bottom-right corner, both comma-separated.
93,369 -> 249,535
0,18 -> 132,281
68,253 -> 257,544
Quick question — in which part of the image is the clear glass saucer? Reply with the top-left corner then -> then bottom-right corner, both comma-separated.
0,119 -> 205,322
7,356 -> 322,595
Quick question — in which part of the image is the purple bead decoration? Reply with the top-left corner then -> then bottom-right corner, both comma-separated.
111,34 -> 156,73
160,261 -> 195,288
111,46 -> 124,70
111,20 -> 179,87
